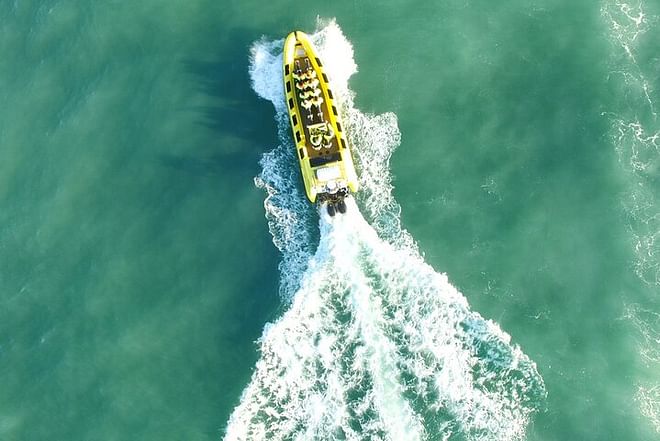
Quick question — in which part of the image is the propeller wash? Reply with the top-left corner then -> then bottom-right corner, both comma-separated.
224,21 -> 546,441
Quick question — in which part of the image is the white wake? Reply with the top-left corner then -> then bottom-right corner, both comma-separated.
225,20 -> 546,441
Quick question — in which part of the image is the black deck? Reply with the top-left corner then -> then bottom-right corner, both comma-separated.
292,56 -> 341,163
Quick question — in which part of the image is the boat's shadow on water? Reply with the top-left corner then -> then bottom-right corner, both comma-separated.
166,30 -> 284,433
163,30 -> 278,180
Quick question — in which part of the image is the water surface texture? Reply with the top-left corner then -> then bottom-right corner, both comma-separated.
0,1 -> 658,441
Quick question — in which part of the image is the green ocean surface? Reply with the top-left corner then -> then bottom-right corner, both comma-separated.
1,1 -> 658,440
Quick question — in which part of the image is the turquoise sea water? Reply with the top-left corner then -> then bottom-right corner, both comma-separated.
1,1 -> 658,440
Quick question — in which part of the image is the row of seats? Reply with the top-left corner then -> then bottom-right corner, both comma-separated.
294,59 -> 324,117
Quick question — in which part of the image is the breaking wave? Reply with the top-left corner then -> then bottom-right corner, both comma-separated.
225,20 -> 546,440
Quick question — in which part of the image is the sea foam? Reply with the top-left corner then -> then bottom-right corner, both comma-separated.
602,1 -> 660,432
226,20 -> 546,440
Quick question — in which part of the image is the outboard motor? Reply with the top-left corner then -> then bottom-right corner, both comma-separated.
320,182 -> 348,217
337,199 -> 347,214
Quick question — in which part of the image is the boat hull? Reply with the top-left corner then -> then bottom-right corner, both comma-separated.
283,31 -> 359,205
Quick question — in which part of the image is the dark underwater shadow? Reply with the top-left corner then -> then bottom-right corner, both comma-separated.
163,27 -> 279,181
173,28 -> 284,437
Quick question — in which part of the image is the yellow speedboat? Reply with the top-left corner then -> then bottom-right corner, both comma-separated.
283,31 -> 359,216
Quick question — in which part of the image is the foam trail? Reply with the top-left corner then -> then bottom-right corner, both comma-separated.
602,1 -> 660,433
623,303 -> 660,432
601,0 -> 659,286
227,21 -> 545,440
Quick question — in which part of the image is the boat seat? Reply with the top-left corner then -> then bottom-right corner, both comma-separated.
308,123 -> 335,148
310,133 -> 323,148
